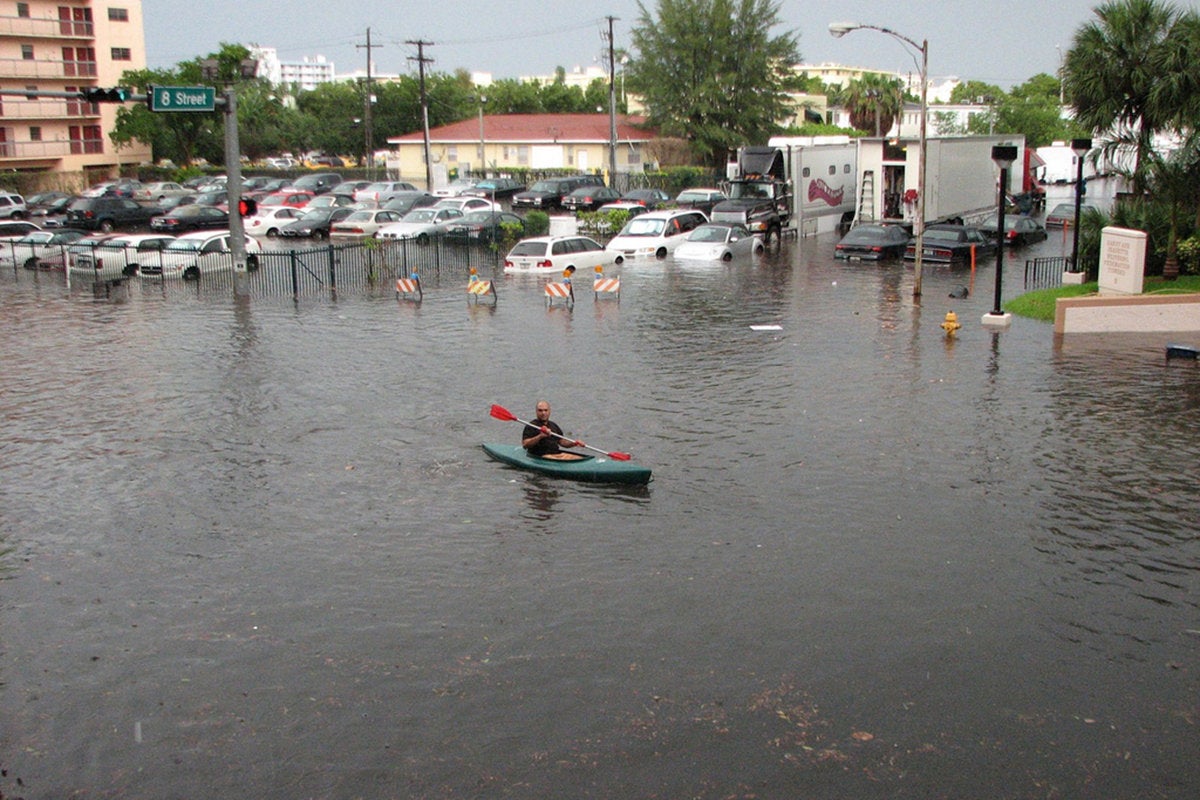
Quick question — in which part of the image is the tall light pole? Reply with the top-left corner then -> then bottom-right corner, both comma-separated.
201,57 -> 257,290
1069,137 -> 1092,275
830,22 -> 928,298
984,145 -> 1017,328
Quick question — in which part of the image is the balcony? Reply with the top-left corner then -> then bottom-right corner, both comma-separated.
0,14 -> 94,39
1,57 -> 97,80
0,96 -> 98,120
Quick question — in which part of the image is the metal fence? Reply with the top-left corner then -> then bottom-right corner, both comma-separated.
1024,256 -> 1072,289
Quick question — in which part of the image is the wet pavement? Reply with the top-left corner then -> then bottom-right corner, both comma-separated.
1,183 -> 1197,798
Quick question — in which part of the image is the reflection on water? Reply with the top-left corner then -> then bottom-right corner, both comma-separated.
0,228 -> 1197,798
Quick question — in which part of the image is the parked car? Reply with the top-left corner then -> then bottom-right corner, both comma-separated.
134,182 -> 192,202
979,215 -> 1049,246
444,210 -> 525,244
241,176 -> 279,193
606,209 -> 709,260
64,197 -> 162,232
675,188 -> 727,215
432,196 -> 497,214
620,188 -> 672,209
303,193 -> 355,210
904,224 -> 997,264
674,223 -> 764,261
0,229 -> 86,270
0,192 -> 28,219
28,195 -> 72,222
0,220 -> 40,239
355,181 -> 419,203
287,172 -> 343,195
381,191 -> 439,215
462,177 -> 525,199
504,235 -> 620,272
330,180 -> 373,198
433,178 -> 477,197
259,191 -> 315,209
192,189 -> 228,208
137,230 -> 262,280
561,185 -> 622,214
68,233 -> 176,279
82,179 -> 142,198
24,191 -> 70,210
1044,202 -> 1097,228
376,207 -> 465,244
156,194 -> 198,212
588,202 -> 650,234
512,175 -> 605,211
834,224 -> 911,261
244,206 -> 305,238
150,204 -> 230,233
243,178 -> 290,199
329,209 -> 406,240
39,232 -> 120,271
277,207 -> 355,240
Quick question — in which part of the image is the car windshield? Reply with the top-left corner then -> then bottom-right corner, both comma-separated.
165,239 -> 204,253
509,241 -> 547,257
924,229 -> 964,242
621,218 -> 667,236
688,226 -> 730,243
528,181 -> 559,193
843,226 -> 890,243
677,192 -> 709,202
344,211 -> 373,222
403,209 -> 437,222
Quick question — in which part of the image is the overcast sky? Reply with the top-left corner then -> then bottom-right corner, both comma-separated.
143,0 -> 1200,90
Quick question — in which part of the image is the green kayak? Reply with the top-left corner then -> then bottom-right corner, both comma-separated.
482,443 -> 652,485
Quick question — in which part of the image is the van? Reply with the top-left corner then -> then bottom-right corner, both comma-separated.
512,175 -> 604,211
605,209 -> 709,260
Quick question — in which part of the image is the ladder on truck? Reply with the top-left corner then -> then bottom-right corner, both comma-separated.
857,170 -> 875,223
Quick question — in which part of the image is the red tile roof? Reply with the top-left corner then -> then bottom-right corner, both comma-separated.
387,113 -> 653,144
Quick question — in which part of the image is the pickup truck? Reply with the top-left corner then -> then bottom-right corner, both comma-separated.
64,197 -> 162,232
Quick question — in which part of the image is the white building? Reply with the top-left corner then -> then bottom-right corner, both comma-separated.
250,46 -> 335,90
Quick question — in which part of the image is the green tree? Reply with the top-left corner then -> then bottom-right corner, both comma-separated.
842,73 -> 904,136
948,80 -> 1004,105
626,0 -> 803,166
1064,0 -> 1200,191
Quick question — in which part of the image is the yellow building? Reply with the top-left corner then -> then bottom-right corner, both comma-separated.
386,113 -> 654,188
0,0 -> 151,179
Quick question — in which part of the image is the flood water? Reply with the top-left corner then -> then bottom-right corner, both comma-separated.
2,196 -> 1198,798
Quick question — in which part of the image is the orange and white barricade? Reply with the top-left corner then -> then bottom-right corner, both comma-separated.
395,273 -> 422,302
467,267 -> 497,305
545,270 -> 575,307
593,265 -> 620,301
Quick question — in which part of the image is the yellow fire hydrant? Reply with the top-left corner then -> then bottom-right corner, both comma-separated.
940,310 -> 962,336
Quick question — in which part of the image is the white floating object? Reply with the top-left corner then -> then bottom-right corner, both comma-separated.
750,324 -> 782,331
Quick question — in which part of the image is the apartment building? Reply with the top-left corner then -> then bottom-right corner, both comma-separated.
0,0 -> 151,176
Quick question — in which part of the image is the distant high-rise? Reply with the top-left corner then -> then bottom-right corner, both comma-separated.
250,46 -> 335,91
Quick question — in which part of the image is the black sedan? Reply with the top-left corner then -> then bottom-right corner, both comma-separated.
834,224 -> 910,261
462,178 -> 525,199
904,224 -> 996,264
444,210 -> 525,244
150,204 -> 229,233
561,186 -> 621,213
620,188 -> 672,209
979,215 -> 1049,246
277,207 -> 354,241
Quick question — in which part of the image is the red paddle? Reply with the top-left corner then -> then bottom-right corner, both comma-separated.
489,404 -> 632,461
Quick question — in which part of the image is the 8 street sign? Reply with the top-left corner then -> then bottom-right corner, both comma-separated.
148,85 -> 216,112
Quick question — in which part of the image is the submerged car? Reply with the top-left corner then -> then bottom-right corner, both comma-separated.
1044,202 -> 1097,228
443,210 -> 525,244
0,229 -> 86,269
904,224 -> 996,264
674,223 -> 763,261
329,209 -> 406,240
605,209 -> 708,260
277,207 -> 355,240
979,215 -> 1049,246
504,235 -> 620,272
150,204 -> 229,233
138,230 -> 262,280
68,233 -> 176,279
834,224 -> 911,261
376,207 -> 465,243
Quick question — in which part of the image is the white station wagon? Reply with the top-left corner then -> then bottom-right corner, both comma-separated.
504,235 -> 621,273
137,230 -> 262,280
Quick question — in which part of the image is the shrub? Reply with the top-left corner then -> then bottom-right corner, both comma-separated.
524,210 -> 550,237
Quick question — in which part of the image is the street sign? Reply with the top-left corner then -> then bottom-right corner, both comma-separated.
148,85 -> 216,112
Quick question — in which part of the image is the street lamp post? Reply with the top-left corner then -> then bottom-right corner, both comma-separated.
1069,137 -> 1092,276
201,57 -> 257,289
830,22 -> 928,298
984,145 -> 1018,328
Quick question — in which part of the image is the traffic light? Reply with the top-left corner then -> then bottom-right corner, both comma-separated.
82,87 -> 130,103
237,197 -> 257,217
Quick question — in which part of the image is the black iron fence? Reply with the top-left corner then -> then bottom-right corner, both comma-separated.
1024,256 -> 1072,289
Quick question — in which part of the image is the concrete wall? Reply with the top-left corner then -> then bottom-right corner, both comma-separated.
1054,293 -> 1200,334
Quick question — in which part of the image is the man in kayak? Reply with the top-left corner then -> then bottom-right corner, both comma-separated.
522,401 -> 585,460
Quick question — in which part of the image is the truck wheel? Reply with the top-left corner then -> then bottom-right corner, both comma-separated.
767,225 -> 781,246
99,219 -> 115,233
182,265 -> 200,281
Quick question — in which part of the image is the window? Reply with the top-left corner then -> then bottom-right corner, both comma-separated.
111,47 -> 132,61
21,45 -> 34,60
447,145 -> 457,163
108,8 -> 129,21
30,126 -> 42,141
17,3 -> 30,17
828,165 -> 836,176
802,167 -> 811,178
517,145 -> 529,166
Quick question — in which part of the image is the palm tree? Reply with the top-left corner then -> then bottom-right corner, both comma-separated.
842,74 -> 905,137
1063,0 -> 1200,192
1141,134 -> 1200,279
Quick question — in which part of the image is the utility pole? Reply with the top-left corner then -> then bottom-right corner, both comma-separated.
408,39 -> 434,190
356,28 -> 382,176
607,15 -> 618,185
